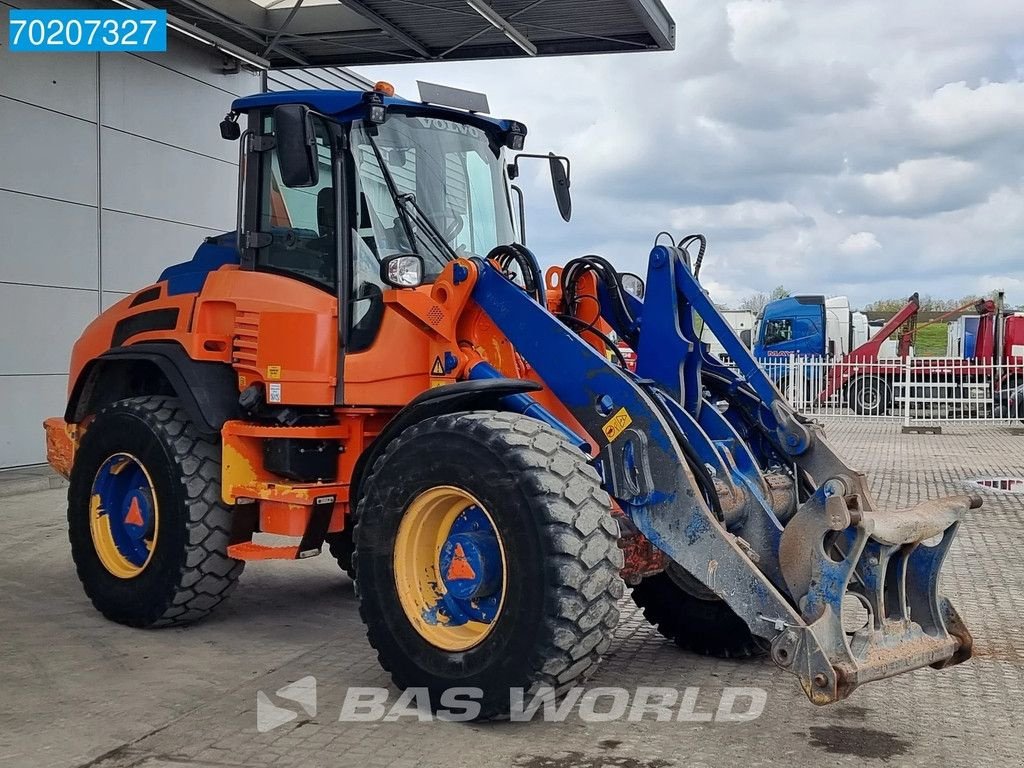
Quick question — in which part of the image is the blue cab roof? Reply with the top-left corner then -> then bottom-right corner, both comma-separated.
231,89 -> 517,134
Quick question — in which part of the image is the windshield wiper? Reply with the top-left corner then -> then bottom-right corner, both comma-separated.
396,192 -> 458,264
364,134 -> 456,266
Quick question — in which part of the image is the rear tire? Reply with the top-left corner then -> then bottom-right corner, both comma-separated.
68,396 -> 243,627
325,528 -> 356,581
354,411 -> 623,719
847,375 -> 890,416
631,564 -> 766,659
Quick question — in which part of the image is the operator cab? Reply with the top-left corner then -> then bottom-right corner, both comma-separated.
225,82 -> 571,353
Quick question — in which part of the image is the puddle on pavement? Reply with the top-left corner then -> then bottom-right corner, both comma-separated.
966,477 -> 1024,494
807,726 -> 911,760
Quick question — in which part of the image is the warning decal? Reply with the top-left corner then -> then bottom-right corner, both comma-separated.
430,356 -> 445,376
602,407 -> 633,442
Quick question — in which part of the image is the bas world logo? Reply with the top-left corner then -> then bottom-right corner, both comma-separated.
256,681 -> 766,730
256,676 -> 317,732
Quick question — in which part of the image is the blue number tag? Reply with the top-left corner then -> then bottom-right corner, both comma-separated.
8,9 -> 167,52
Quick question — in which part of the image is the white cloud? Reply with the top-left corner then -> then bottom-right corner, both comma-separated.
839,232 -> 882,254
851,157 -> 985,215
912,80 -> 1024,149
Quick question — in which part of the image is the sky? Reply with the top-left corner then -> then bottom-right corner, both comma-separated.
356,0 -> 1024,310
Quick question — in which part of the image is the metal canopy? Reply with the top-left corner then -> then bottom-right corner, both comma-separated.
117,0 -> 675,70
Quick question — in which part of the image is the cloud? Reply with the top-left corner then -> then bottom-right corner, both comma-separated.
839,232 -> 882,254
842,156 -> 990,216
356,0 -> 1024,308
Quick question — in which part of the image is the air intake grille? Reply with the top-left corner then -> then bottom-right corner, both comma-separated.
232,311 -> 259,366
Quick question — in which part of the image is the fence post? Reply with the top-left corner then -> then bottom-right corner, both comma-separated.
902,356 -> 912,429
788,354 -> 798,407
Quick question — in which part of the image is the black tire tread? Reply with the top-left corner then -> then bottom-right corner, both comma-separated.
325,529 -> 356,581
354,411 -> 623,706
70,395 -> 243,627
631,571 -> 765,659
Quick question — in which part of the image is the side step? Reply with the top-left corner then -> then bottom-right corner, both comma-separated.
227,542 -> 323,561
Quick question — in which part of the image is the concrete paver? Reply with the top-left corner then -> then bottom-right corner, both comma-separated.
1,421 -> 1021,767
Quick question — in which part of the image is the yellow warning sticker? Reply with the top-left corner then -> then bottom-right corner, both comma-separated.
430,378 -> 448,389
602,407 -> 633,442
430,356 -> 445,376
267,365 -> 282,380
238,375 -> 247,388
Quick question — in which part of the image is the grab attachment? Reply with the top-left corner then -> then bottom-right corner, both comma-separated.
776,486 -> 976,703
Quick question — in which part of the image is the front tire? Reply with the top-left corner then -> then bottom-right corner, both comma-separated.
68,396 -> 243,627
354,411 -> 623,719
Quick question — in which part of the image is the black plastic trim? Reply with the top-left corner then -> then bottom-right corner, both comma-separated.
129,286 -> 162,307
111,308 -> 180,348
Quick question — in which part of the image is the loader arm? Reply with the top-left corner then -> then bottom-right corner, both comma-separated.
469,245 -> 974,705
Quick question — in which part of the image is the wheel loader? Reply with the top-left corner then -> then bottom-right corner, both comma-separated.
44,82 -> 975,718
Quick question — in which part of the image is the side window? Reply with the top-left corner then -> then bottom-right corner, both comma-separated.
764,319 -> 793,346
257,114 -> 336,288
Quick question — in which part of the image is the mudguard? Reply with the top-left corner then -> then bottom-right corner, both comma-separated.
66,343 -> 241,435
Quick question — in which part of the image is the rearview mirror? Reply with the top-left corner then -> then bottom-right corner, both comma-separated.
273,104 -> 319,188
620,273 -> 645,300
508,152 -> 573,223
548,153 -> 571,222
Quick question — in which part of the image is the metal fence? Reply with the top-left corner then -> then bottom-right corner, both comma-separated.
743,355 -> 1024,425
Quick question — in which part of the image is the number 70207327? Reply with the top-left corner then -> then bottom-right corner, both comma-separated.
8,9 -> 167,52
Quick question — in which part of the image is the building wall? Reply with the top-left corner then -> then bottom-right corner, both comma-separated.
0,0 -> 261,467
267,66 -> 372,93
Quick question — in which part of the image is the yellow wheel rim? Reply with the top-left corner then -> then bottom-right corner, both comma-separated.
89,453 -> 159,579
394,486 -> 507,652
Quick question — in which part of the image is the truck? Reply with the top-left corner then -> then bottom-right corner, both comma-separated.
753,294 -> 897,361
816,293 -> 1024,416
700,309 -> 756,362
42,82 -> 974,716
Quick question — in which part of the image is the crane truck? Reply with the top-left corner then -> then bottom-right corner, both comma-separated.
817,293 -> 1024,416
43,83 -> 975,717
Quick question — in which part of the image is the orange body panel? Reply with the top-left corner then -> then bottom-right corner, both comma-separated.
68,290 -> 197,399
220,410 -> 391,529
44,417 -> 76,479
56,255 -> 603,560
260,502 -> 311,537
195,269 -> 339,405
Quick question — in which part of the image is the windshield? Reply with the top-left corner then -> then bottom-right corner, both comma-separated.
351,114 -> 516,277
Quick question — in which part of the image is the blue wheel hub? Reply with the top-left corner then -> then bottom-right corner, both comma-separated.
93,454 -> 156,568
435,506 -> 503,626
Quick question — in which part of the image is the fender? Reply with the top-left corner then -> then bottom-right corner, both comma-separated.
66,343 -> 241,435
349,378 -> 542,509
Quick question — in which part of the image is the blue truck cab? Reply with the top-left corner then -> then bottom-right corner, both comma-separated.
753,295 -> 827,359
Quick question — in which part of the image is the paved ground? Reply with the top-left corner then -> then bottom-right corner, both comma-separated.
0,464 -> 67,498
1,421 -> 1022,768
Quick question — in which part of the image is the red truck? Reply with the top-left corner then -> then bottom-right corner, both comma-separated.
820,292 -> 1024,417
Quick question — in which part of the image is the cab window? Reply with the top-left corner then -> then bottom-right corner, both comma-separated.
764,319 -> 792,346
257,114 -> 337,289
